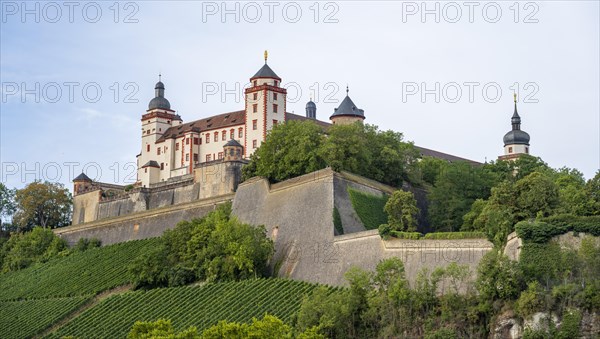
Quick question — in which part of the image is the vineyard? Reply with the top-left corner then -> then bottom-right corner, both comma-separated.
0,296 -> 91,338
0,238 -> 159,301
48,278 -> 336,338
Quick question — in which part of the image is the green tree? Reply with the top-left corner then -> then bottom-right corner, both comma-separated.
584,170 -> 600,215
319,122 -> 371,175
417,156 -> 447,186
128,319 -> 199,339
476,250 -> 523,301
13,181 -> 72,231
514,171 -> 559,219
242,121 -> 326,182
1,227 -> 67,272
0,183 -> 16,230
384,190 -> 419,232
428,162 -> 498,232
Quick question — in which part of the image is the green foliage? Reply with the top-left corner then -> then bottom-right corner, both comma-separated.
516,215 -> 600,243
241,121 -> 326,183
74,237 -> 102,252
128,319 -> 199,339
13,181 -> 72,231
129,204 -> 274,288
519,242 -> 565,287
200,314 -> 292,338
422,232 -> 486,240
49,279 -> 325,338
476,250 -> 523,301
424,328 -> 458,339
243,121 -> 420,187
333,207 -> 343,235
516,281 -> 547,317
428,161 -> 500,232
514,172 -> 560,219
0,182 -> 16,230
416,156 -> 447,186
0,227 -> 67,272
0,238 -> 158,300
0,296 -> 91,339
388,230 -> 421,239
384,190 -> 419,232
556,308 -> 581,339
347,188 -> 388,230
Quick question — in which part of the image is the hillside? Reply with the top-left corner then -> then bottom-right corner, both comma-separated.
0,238 -> 159,301
48,278 -> 328,338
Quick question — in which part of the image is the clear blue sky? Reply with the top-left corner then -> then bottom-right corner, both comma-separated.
1,1 -> 599,190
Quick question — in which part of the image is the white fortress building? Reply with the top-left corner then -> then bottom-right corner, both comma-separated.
136,51 -> 363,187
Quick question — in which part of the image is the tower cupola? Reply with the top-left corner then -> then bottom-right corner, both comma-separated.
498,93 -> 531,161
148,75 -> 171,110
329,86 -> 365,125
306,98 -> 316,119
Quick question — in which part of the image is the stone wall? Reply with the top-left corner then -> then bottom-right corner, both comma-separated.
56,194 -> 233,246
231,168 -> 494,286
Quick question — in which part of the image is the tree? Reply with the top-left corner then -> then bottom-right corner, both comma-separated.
13,181 -> 72,231
585,170 -> 600,215
428,162 -> 498,232
417,156 -> 447,186
1,227 -> 67,272
128,319 -> 199,339
0,183 -> 16,230
319,122 -> 371,175
514,171 -> 559,219
242,120 -> 326,182
476,250 -> 523,301
384,190 -> 419,232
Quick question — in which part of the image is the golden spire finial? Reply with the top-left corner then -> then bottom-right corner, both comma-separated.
513,92 -> 517,103
264,50 -> 268,63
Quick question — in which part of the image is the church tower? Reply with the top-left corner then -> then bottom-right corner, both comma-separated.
498,93 -> 531,161
244,51 -> 286,157
137,76 -> 182,186
330,86 -> 365,125
306,98 -> 316,119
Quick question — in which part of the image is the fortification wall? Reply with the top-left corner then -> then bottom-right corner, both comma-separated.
56,194 -> 233,246
232,168 -> 494,286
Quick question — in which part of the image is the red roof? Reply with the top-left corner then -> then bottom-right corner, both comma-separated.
156,110 -> 245,143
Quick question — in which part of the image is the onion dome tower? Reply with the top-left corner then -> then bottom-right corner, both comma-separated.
306,97 -> 317,119
498,93 -> 531,161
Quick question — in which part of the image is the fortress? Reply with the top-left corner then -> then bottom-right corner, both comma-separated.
58,53 -> 533,285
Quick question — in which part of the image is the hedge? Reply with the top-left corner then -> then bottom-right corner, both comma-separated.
422,232 -> 487,240
516,215 -> 600,243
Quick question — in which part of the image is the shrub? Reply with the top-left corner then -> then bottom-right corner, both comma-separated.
517,215 -> 600,243
390,231 -> 422,239
422,232 -> 486,240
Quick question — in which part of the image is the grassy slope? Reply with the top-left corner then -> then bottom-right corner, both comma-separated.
48,279 -> 333,339
0,238 -> 159,301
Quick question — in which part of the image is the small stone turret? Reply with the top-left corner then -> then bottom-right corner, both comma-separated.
224,139 -> 244,162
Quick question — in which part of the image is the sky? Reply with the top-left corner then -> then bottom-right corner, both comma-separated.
1,1 -> 599,191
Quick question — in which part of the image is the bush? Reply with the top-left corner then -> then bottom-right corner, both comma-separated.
517,215 -> 600,243
1,227 -> 67,272
390,231 -> 422,239
348,188 -> 388,230
422,232 -> 486,240
74,238 -> 102,252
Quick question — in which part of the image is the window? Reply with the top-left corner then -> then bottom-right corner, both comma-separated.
175,143 -> 179,151
193,154 -> 198,162
194,138 -> 199,145
218,152 -> 224,160
147,130 -> 150,135
185,154 -> 189,161
273,93 -> 278,100
253,139 -> 257,148
253,93 -> 257,100
252,120 -> 258,130
147,144 -> 150,152
274,81 -> 278,87
253,104 -> 257,113
238,128 -> 243,138
222,131 -> 226,141
273,104 -> 278,113
214,132 -> 218,142
157,148 -> 161,155
186,138 -> 190,145
253,80 -> 257,87
230,129 -> 234,139
205,134 -> 210,144
160,163 -> 164,170
508,147 -> 513,153
206,154 -> 212,162
525,147 -> 529,154
273,119 -> 278,126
